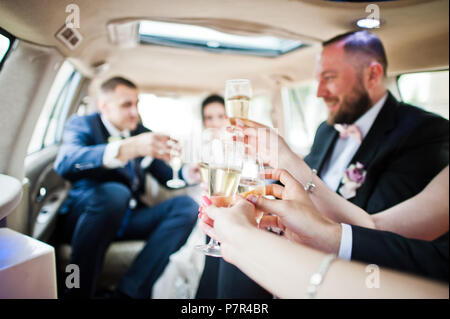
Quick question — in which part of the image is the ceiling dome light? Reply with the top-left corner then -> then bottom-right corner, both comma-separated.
356,18 -> 380,29
206,40 -> 220,48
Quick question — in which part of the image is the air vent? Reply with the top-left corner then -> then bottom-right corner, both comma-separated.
107,21 -> 139,48
55,24 -> 83,50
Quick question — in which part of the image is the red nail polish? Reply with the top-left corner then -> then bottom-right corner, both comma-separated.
202,195 -> 212,206
246,195 -> 257,204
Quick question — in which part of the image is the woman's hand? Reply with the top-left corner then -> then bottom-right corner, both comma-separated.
198,197 -> 258,261
234,119 -> 296,169
250,169 -> 342,254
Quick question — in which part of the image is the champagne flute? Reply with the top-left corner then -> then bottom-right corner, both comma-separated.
166,138 -> 186,188
196,132 -> 244,257
225,79 -> 252,127
196,128 -> 218,195
238,152 -> 266,225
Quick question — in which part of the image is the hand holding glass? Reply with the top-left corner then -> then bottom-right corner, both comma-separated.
196,133 -> 244,257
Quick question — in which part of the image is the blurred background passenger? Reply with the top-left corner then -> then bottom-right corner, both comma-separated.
201,94 -> 228,129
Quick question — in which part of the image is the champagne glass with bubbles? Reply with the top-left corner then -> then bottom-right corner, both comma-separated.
225,79 -> 252,128
196,129 -> 244,257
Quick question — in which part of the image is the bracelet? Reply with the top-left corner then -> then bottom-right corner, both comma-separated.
305,254 -> 337,299
304,168 -> 317,194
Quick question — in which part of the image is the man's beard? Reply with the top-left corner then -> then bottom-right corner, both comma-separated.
327,85 -> 372,125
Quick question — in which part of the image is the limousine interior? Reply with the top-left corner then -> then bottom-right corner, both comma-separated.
0,0 -> 448,299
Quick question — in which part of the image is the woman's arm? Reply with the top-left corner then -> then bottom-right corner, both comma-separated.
240,119 -> 448,239
201,198 -> 448,299
371,166 -> 449,240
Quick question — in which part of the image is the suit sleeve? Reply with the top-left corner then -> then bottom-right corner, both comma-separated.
364,115 -> 449,213
351,225 -> 449,282
136,124 -> 186,188
53,115 -> 106,182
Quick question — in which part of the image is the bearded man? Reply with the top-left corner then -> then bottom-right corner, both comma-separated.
204,30 -> 449,299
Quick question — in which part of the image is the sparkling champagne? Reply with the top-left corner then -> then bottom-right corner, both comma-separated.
209,166 -> 241,207
238,177 -> 266,223
226,95 -> 250,122
238,177 -> 266,197
198,162 -> 210,184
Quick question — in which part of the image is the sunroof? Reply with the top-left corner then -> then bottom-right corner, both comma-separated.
139,20 -> 306,58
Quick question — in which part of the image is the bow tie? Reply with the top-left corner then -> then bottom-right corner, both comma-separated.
334,124 -> 362,143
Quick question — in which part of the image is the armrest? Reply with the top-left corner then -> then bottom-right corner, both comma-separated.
0,174 -> 23,220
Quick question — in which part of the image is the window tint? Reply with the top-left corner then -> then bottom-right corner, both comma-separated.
398,70 -> 449,119
282,81 -> 328,155
27,61 -> 82,154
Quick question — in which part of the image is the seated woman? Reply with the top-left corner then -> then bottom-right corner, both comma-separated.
198,166 -> 449,297
201,94 -> 228,130
151,94 -> 228,298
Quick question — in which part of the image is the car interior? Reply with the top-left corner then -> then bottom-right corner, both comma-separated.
0,0 -> 448,298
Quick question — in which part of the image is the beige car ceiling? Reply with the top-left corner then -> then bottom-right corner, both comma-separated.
0,0 -> 448,95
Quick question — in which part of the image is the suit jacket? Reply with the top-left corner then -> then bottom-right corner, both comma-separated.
351,226 -> 448,282
304,92 -> 449,281
54,112 -> 175,214
304,92 -> 449,214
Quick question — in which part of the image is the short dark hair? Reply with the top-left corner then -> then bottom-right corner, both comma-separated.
100,76 -> 137,93
323,31 -> 388,76
201,94 -> 225,120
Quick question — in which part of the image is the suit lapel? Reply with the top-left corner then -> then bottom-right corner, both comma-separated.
312,124 -> 339,175
338,93 -> 398,202
349,93 -> 397,167
90,113 -> 110,144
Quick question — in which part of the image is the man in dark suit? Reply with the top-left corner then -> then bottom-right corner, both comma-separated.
206,30 -> 448,298
54,77 -> 199,298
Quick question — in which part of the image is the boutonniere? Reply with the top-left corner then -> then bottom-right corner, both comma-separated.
339,162 -> 367,199
107,136 -> 123,144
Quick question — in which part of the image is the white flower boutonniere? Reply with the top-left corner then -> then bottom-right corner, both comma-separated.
107,136 -> 123,144
338,162 -> 367,200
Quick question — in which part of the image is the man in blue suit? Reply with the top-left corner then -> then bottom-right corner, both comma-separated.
54,77 -> 199,298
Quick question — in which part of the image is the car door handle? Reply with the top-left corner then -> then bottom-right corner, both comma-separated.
36,187 -> 47,203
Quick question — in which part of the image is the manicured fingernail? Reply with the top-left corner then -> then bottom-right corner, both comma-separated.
202,196 -> 212,206
246,195 -> 258,204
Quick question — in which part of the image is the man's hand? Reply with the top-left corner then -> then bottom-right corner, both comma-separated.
118,132 -> 172,162
250,169 -> 342,254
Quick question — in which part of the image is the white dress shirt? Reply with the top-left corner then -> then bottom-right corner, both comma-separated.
101,116 -> 196,184
320,93 -> 388,260
102,115 -> 155,170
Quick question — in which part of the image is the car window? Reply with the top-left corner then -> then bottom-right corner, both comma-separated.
27,61 -> 82,154
282,81 -> 328,156
0,33 -> 10,63
137,93 -> 273,138
0,28 -> 15,71
398,70 -> 449,119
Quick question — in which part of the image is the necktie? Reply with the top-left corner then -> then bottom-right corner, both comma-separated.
334,124 -> 363,143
